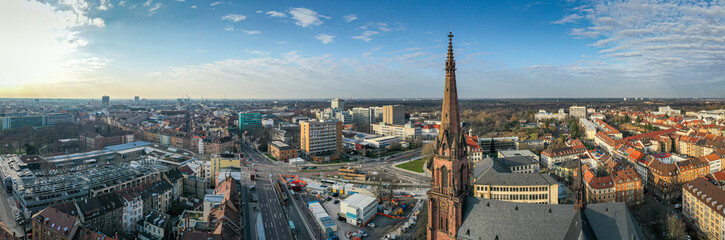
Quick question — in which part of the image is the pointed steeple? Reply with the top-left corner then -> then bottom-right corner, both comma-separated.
438,32 -> 461,149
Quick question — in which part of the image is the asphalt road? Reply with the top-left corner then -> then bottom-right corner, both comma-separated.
241,143 -> 316,240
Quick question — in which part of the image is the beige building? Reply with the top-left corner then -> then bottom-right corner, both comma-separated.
570,106 -> 587,119
683,177 -> 725,240
300,120 -> 343,162
383,105 -> 405,125
472,158 -> 559,204
371,122 -> 421,140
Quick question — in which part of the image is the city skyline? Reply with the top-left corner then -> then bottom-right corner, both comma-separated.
3,0 -> 725,99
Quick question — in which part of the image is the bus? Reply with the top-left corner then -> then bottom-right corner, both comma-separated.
289,221 -> 296,234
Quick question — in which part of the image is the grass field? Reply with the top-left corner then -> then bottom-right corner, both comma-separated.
395,158 -> 426,173
265,154 -> 277,161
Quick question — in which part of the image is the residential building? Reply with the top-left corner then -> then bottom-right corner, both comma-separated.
579,118 -> 598,140
464,134 -> 484,163
209,153 -> 242,186
300,120 -> 343,162
570,106 -> 587,119
683,177 -> 725,240
583,165 -> 615,203
371,122 -> 421,140
383,105 -> 405,125
32,206 -> 81,240
268,141 -> 298,161
137,210 -> 171,240
75,193 -> 124,237
238,112 -> 262,131
102,96 -> 110,107
541,145 -> 587,168
611,167 -> 644,204
118,187 -> 144,234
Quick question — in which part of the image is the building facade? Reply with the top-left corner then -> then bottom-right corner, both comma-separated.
238,112 -> 262,131
268,141 -> 298,161
383,105 -> 405,125
300,120 -> 343,162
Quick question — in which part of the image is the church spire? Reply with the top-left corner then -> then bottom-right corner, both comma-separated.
438,32 -> 461,146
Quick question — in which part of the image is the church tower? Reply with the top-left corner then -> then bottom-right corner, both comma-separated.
427,32 -> 471,240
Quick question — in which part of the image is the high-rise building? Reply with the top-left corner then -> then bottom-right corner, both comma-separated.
134,96 -> 140,101
383,105 -> 405,125
428,32 -> 470,240
352,107 -> 373,132
569,106 -> 587,119
102,96 -> 110,107
238,112 -> 262,131
300,120 -> 342,163
331,98 -> 345,110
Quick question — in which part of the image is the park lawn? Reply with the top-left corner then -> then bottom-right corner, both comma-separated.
265,154 -> 277,161
396,158 -> 426,173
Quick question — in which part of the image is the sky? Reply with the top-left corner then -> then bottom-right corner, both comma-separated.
1,0 -> 725,99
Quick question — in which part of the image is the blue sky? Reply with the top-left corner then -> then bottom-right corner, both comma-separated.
2,0 -> 724,99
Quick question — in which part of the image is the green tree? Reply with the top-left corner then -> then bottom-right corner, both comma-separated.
624,115 -> 631,123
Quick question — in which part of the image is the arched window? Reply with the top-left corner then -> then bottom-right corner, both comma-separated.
440,166 -> 449,193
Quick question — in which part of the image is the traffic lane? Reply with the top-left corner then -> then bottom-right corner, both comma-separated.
0,189 -> 21,236
258,177 -> 293,240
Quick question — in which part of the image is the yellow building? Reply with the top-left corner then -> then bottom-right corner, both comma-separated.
209,153 -> 242,185
300,120 -> 342,163
683,177 -> 725,240
383,105 -> 405,125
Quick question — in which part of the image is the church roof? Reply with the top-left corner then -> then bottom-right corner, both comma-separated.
457,198 -> 645,240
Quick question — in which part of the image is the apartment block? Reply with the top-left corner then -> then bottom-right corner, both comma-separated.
300,120 -> 342,163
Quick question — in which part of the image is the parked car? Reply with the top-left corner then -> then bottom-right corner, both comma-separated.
674,203 -> 682,209
368,222 -> 376,228
357,230 -> 368,237
333,199 -> 340,204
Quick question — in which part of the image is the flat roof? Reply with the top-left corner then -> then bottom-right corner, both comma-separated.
105,141 -> 152,152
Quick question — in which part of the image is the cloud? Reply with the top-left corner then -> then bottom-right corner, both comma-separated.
210,2 -> 222,7
0,0 -> 108,87
359,22 -> 392,32
551,13 -> 582,25
242,30 -> 261,35
143,0 -> 151,7
276,41 -> 287,44
191,5 -> 196,9
245,49 -> 270,55
314,34 -> 336,44
352,31 -> 379,42
175,0 -> 185,2
221,14 -> 246,22
224,25 -> 234,31
98,0 -> 112,10
288,7 -> 329,28
266,11 -> 287,18
343,14 -> 357,22
119,1 -> 125,6
148,3 -> 161,15
551,0 -> 725,96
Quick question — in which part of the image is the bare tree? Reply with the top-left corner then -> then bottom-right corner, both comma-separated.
666,213 -> 686,240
